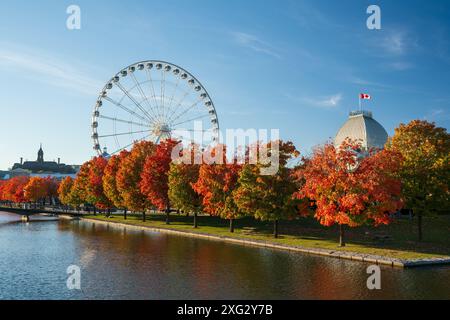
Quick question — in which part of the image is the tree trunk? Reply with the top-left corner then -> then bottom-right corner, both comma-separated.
418,211 -> 423,241
165,207 -> 170,225
142,210 -> 146,222
229,218 -> 234,233
194,211 -> 198,228
339,224 -> 345,247
123,208 -> 127,220
274,220 -> 279,238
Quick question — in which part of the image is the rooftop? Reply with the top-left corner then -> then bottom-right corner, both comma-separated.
335,110 -> 388,150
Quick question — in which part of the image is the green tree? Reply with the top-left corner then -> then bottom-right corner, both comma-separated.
168,162 -> 202,228
386,120 -> 450,240
234,141 -> 301,238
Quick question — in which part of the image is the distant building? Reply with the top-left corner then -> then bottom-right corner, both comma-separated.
5,145 -> 79,180
0,170 -> 9,180
8,168 -> 32,179
334,110 -> 388,150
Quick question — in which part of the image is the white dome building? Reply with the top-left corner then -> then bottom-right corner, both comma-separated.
334,110 -> 388,150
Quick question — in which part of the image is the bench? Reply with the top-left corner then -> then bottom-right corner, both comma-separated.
373,234 -> 393,242
241,227 -> 257,235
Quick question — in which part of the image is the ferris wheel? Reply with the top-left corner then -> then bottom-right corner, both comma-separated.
91,60 -> 219,156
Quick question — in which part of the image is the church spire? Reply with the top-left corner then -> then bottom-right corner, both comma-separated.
37,143 -> 44,163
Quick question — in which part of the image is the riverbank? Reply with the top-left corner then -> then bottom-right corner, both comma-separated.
81,214 -> 450,268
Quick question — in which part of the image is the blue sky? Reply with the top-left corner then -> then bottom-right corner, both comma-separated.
0,0 -> 449,169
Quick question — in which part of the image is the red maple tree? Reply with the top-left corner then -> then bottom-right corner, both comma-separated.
140,139 -> 179,224
295,139 -> 403,246
2,176 -> 30,204
86,156 -> 113,212
116,140 -> 156,221
192,145 -> 243,232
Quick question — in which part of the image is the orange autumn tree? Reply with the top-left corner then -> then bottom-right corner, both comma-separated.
58,176 -> 74,209
116,140 -> 156,221
103,150 -> 129,219
192,145 -> 243,232
386,120 -> 450,240
295,139 -> 403,247
140,139 -> 179,224
86,156 -> 113,214
69,160 -> 92,211
24,177 -> 47,207
2,176 -> 30,204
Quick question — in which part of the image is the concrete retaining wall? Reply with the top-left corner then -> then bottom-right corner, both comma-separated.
80,217 -> 450,269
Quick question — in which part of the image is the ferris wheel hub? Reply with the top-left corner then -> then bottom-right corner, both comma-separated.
153,123 -> 171,139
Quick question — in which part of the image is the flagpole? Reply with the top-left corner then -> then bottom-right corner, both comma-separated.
359,95 -> 361,111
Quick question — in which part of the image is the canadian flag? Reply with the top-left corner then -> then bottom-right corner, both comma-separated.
360,93 -> 371,100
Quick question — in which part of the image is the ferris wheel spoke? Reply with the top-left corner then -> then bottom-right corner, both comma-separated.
181,128 -> 211,132
160,70 -> 164,117
169,132 -> 190,141
145,69 -> 164,121
172,114 -> 210,127
166,92 -> 190,121
168,98 -> 203,124
113,117 -> 120,149
110,134 -> 152,155
98,129 -> 152,138
164,76 -> 181,121
98,115 -> 149,128
170,130 -> 208,141
130,73 -> 160,122
115,82 -> 157,123
103,96 -> 150,124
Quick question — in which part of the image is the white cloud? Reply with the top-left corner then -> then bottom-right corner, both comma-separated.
284,0 -> 342,30
0,44 -> 103,96
386,61 -> 414,71
374,30 -> 418,57
424,108 -> 450,122
381,32 -> 407,55
285,93 -> 343,109
317,93 -> 343,107
231,32 -> 281,59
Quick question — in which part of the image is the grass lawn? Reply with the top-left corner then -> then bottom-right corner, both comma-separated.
84,213 -> 450,260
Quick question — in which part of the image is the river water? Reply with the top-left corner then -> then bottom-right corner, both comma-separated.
0,211 -> 449,300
